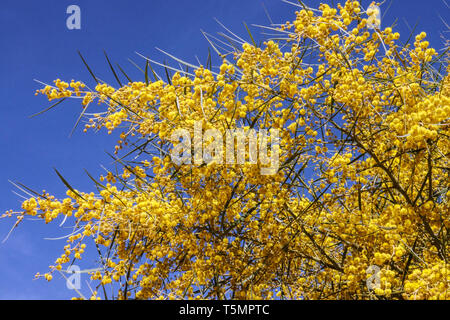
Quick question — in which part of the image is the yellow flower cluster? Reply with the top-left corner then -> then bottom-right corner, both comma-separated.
5,1 -> 450,300
35,79 -> 86,100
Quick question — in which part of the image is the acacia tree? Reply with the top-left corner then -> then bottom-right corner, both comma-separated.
4,1 -> 450,299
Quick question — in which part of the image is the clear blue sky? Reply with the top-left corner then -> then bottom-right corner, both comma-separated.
0,0 -> 448,300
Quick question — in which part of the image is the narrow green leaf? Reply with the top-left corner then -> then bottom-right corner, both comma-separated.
29,98 -> 66,118
164,60 -> 172,85
104,50 -> 122,87
77,51 -> 99,84
243,22 -> 257,47
53,167 -> 85,200
206,48 -> 212,70
404,19 -> 419,47
147,61 -> 159,82
145,60 -> 149,85
381,0 -> 394,20
14,181 -> 49,200
116,63 -> 133,83
69,102 -> 89,138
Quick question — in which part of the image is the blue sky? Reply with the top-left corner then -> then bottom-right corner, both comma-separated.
0,0 -> 448,300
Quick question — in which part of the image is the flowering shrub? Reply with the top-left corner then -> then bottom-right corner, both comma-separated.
4,1 -> 450,299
